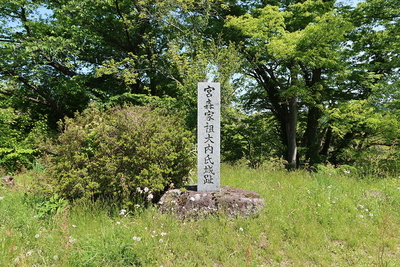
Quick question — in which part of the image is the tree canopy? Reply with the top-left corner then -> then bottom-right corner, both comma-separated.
1,0 -> 399,174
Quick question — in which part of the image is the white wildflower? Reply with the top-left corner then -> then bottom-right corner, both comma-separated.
159,239 -> 163,243
116,221 -> 121,225
144,187 -> 149,193
134,204 -> 140,209
239,228 -> 244,231
119,209 -> 127,216
53,255 -> 59,261
26,250 -> 34,257
137,187 -> 143,193
160,232 -> 167,236
147,193 -> 154,201
72,225 -> 77,228
34,234 -> 40,238
133,236 -> 142,241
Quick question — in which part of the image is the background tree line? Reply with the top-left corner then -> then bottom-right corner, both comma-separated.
0,0 -> 399,174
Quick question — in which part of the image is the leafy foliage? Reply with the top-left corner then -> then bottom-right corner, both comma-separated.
221,108 -> 282,167
41,104 -> 195,204
0,102 -> 50,172
0,0 -> 399,173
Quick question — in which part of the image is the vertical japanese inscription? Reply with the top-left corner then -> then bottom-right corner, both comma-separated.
198,82 -> 220,191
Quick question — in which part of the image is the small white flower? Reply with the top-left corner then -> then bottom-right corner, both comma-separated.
239,228 -> 244,231
369,213 -> 374,217
72,225 -> 77,228
133,236 -> 141,241
119,209 -> 127,215
160,232 -> 167,236
343,170 -> 350,174
159,239 -> 163,243
134,204 -> 140,209
144,187 -> 149,193
116,221 -> 121,225
136,187 -> 143,193
0,197 -> 4,200
327,185 -> 332,189
147,193 -> 153,201
35,234 -> 40,238
26,250 -> 34,256
53,255 -> 59,260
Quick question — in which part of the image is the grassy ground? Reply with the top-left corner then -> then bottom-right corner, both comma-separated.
1,163 -> 399,266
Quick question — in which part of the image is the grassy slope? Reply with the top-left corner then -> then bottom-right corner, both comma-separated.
1,163 -> 399,266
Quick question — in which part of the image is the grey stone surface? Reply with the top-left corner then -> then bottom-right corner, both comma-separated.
197,82 -> 220,191
158,185 -> 265,219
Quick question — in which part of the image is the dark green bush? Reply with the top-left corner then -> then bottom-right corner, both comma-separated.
43,104 -> 195,203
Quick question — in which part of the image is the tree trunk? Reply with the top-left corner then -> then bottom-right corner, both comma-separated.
303,105 -> 323,166
320,126 -> 333,158
286,96 -> 298,170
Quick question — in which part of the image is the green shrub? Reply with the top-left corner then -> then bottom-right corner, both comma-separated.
42,104 -> 195,204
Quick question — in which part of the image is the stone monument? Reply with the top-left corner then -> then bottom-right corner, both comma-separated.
158,82 -> 265,219
197,82 -> 220,191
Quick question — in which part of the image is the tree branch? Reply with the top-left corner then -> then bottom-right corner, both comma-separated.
1,69 -> 66,118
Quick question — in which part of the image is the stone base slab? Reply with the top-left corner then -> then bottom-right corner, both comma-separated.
158,185 -> 265,219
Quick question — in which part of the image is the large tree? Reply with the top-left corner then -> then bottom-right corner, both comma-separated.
325,0 -> 400,169
225,0 -> 352,168
0,0 -> 201,128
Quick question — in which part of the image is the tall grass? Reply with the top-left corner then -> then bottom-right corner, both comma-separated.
1,163 -> 399,266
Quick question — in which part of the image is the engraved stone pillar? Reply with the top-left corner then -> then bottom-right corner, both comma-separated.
197,82 -> 220,191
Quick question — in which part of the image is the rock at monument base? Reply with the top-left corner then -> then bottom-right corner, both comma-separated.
158,185 -> 265,219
